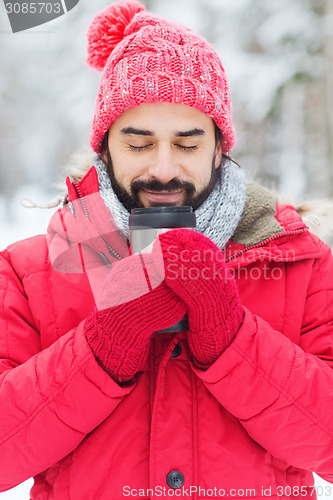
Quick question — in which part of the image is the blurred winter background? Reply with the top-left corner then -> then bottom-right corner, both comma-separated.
0,0 -> 332,498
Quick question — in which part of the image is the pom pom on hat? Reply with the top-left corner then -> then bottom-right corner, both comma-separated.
87,0 -> 235,154
86,0 -> 145,71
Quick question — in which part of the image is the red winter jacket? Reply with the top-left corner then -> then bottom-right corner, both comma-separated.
0,166 -> 333,499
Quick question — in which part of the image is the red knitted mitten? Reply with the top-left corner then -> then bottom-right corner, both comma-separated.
156,229 -> 245,369
85,252 -> 187,384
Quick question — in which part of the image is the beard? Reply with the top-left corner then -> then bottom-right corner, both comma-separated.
103,148 -> 221,213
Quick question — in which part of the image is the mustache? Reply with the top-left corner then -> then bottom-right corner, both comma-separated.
131,178 -> 196,195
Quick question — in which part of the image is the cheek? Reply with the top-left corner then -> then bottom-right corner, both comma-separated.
109,154 -> 137,189
196,176 -> 210,193
188,159 -> 213,189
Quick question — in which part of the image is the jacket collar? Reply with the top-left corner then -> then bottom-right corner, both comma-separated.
54,165 -> 320,268
66,163 -> 100,202
47,166 -> 129,273
225,183 -> 321,267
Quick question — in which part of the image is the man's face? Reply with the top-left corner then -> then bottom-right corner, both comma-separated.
102,102 -> 223,212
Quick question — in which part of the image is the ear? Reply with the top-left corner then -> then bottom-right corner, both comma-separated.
101,130 -> 110,163
214,139 -> 223,169
101,150 -> 108,164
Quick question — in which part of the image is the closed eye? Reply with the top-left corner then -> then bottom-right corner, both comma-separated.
128,144 -> 198,152
128,144 -> 153,151
176,144 -> 198,151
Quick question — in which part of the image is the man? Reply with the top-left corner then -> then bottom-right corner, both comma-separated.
1,1 -> 333,498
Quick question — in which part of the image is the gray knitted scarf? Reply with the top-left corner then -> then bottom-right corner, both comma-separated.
94,155 -> 247,249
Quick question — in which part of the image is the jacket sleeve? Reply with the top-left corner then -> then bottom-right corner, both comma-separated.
192,239 -> 333,483
0,252 -> 134,492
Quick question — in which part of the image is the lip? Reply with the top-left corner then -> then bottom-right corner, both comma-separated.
142,189 -> 184,203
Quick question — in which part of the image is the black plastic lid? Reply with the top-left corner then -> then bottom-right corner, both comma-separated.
129,206 -> 196,229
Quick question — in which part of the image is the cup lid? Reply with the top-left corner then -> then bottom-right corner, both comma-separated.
129,206 -> 196,229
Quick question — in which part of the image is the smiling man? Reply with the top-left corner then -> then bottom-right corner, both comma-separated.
1,1 -> 333,499
101,102 -> 223,211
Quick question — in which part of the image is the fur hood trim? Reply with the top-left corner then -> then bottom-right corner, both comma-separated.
54,151 -> 333,245
294,199 -> 333,244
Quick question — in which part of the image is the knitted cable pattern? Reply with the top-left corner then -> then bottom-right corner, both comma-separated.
86,0 -> 235,154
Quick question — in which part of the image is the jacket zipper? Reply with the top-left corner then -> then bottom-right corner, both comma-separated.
72,181 -> 123,261
103,240 -> 123,261
73,182 -> 91,221
225,228 -> 307,263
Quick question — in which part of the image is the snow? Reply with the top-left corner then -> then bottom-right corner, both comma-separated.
257,5 -> 321,53
0,479 -> 34,499
0,187 -> 58,251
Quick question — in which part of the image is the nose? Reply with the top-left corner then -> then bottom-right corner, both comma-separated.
147,144 -> 181,183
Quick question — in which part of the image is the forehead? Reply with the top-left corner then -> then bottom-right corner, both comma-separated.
109,102 -> 215,136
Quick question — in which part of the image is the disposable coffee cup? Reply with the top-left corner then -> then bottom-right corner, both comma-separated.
129,206 -> 196,333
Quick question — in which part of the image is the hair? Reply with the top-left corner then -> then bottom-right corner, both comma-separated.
101,129 -> 109,156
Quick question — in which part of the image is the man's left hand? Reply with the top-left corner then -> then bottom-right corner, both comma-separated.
155,229 -> 245,369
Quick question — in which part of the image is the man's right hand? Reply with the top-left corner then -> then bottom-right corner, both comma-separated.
84,252 -> 187,385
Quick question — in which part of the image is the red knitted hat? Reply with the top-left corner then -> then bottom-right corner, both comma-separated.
87,0 -> 235,154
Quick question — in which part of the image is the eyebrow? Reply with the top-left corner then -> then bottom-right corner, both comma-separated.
120,127 -> 153,136
120,127 -> 206,137
175,128 -> 205,137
